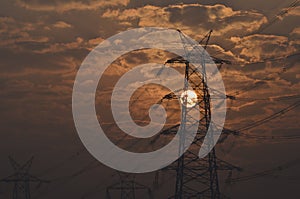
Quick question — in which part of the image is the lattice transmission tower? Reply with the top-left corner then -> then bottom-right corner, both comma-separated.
106,172 -> 152,199
0,156 -> 48,199
158,29 -> 240,199
105,29 -> 239,199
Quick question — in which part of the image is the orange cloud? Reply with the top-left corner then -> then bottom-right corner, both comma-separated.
102,4 -> 267,38
291,27 -> 300,36
52,21 -> 72,29
0,17 -> 49,50
230,34 -> 297,62
285,5 -> 300,17
16,0 -> 130,12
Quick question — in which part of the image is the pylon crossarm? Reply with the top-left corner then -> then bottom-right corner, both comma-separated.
216,158 -> 241,171
8,156 -> 22,171
27,174 -> 49,183
20,157 -> 34,172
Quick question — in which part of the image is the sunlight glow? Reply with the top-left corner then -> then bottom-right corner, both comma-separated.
180,90 -> 198,108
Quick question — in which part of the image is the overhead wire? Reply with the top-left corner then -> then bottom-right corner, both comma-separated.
214,0 -> 299,56
236,100 -> 300,132
228,158 -> 300,183
253,0 -> 300,34
226,52 -> 300,97
28,7 -> 300,196
218,99 -> 300,141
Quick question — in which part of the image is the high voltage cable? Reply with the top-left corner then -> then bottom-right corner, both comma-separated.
237,100 -> 300,132
37,148 -> 87,177
31,87 -> 298,197
32,160 -> 98,199
227,51 -> 300,97
32,113 -> 159,198
253,0 -> 300,34
27,7 -> 300,196
228,158 -> 300,183
230,94 -> 300,102
32,95 -> 300,197
210,98 -> 300,141
213,0 -> 299,58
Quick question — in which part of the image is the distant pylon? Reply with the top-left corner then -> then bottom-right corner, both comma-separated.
106,172 -> 152,199
0,156 -> 48,199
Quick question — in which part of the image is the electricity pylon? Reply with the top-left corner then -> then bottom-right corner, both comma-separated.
106,172 -> 152,199
105,29 -> 239,199
159,30 -> 240,199
0,156 -> 48,199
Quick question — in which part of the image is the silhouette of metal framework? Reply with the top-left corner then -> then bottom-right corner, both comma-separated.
106,172 -> 152,199
0,156 -> 48,199
159,30 -> 240,199
105,29 -> 240,199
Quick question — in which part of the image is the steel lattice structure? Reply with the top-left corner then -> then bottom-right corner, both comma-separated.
105,29 -> 240,199
0,157 -> 48,199
106,172 -> 152,199
159,30 -> 240,199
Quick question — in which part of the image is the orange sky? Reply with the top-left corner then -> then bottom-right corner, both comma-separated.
0,0 -> 299,198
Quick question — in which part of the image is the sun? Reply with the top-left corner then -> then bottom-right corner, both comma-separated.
180,90 -> 198,108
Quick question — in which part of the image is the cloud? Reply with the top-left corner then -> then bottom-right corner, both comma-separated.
206,44 -> 246,63
52,21 -> 72,29
230,34 -> 297,62
101,3 -> 275,64
2,1 -> 298,144
30,36 -> 105,54
285,5 -> 300,17
221,54 -> 300,115
291,26 -> 300,36
102,4 -> 267,38
0,15 -> 105,54
33,37 -> 84,54
16,0 -> 130,12
0,17 -> 49,50
101,3 -> 270,63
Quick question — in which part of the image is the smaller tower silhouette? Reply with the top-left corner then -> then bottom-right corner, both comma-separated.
106,172 -> 152,199
0,156 -> 48,199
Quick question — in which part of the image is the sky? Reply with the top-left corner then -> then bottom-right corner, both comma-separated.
0,0 -> 300,198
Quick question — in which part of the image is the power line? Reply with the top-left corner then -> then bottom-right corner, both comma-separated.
237,100 -> 300,132
32,160 -> 98,199
253,0 -> 300,34
212,0 -> 299,60
219,100 -> 300,141
227,158 -> 300,184
230,56 -> 299,98
228,94 -> 300,102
